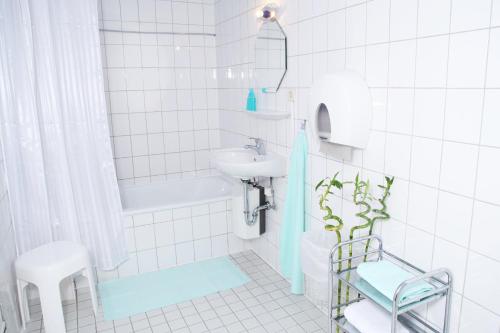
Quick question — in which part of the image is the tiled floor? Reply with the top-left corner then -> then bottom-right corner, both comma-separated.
24,251 -> 329,333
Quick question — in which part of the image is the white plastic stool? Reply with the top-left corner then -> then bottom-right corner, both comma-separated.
15,241 -> 98,333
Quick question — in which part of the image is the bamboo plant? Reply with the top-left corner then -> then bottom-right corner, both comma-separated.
315,172 -> 394,314
315,172 -> 344,316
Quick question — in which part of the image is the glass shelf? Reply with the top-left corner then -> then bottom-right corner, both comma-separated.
247,111 -> 290,120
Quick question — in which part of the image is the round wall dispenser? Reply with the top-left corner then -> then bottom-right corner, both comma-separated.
311,70 -> 372,151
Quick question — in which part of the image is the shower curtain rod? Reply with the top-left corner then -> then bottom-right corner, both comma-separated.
99,28 -> 216,37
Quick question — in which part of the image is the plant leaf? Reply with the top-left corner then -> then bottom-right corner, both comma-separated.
315,179 -> 325,191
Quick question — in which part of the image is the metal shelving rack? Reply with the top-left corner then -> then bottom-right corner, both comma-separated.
329,235 -> 453,333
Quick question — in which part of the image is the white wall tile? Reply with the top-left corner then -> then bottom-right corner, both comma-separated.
194,238 -> 212,261
389,0 -> 418,40
475,147 -> 500,205
312,15 -> 327,53
134,225 -> 156,251
386,89 -> 414,134
133,213 -> 153,226
415,36 -> 449,87
131,135 -> 149,156
173,207 -> 191,220
125,227 -> 136,252
154,222 -> 175,247
109,91 -> 128,113
101,0 -> 121,21
432,238 -> 467,293
118,253 -> 138,277
439,142 -> 478,197
176,242 -> 194,265
154,209 -> 172,223
116,158 -> 134,179
464,252 -> 500,316
327,11 -> 346,50
447,30 -> 489,88
138,0 -> 155,23
366,0 -> 390,44
470,201 -> 500,261
413,89 -> 445,139
410,137 -> 442,187
346,4 -> 366,48
120,0 -> 139,22
212,235 -> 228,257
173,218 -> 193,243
459,299 -> 500,333
406,183 -> 438,233
113,136 -> 132,158
388,40 -> 416,87
210,212 -> 227,236
486,29 -> 500,88
417,0 -> 450,37
404,226 -> 434,270
481,91 -> 500,148
451,0 -> 492,32
443,89 -> 483,144
112,114 -> 130,136
137,249 -> 157,273
157,246 -> 176,269
435,191 -> 473,246
129,112 -> 147,133
366,44 -> 389,87
384,133 -> 412,180
192,211 -> 211,239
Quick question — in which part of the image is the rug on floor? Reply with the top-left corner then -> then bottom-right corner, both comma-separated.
98,256 -> 250,320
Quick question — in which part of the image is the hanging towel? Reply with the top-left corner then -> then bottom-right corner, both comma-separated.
344,299 -> 410,333
357,260 -> 434,308
280,130 -> 307,294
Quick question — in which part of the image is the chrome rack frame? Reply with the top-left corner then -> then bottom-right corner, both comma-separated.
328,235 -> 453,333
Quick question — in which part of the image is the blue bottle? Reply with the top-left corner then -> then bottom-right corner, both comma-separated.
246,88 -> 257,112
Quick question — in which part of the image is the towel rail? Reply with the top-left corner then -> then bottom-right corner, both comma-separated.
328,235 -> 453,333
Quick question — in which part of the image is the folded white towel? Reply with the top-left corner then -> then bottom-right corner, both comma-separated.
344,300 -> 410,333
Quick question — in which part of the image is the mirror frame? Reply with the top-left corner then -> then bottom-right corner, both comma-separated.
256,18 -> 288,93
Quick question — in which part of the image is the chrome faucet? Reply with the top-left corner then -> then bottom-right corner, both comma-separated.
244,137 -> 266,155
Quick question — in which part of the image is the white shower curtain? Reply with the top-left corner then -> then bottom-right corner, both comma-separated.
0,0 -> 127,269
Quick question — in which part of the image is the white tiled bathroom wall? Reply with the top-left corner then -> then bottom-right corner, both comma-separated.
0,134 -> 20,333
97,199 -> 246,282
98,0 -> 221,184
215,0 -> 500,331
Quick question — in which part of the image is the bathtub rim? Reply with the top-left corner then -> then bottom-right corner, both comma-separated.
119,175 -> 236,216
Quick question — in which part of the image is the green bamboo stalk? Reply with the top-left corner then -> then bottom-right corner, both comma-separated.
363,176 -> 394,258
316,173 -> 344,318
316,172 -> 394,330
346,174 -> 373,302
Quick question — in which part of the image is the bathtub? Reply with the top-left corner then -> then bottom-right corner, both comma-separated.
120,175 -> 235,214
100,176 -> 243,281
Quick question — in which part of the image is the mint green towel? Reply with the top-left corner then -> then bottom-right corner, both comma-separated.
355,279 -> 394,311
280,130 -> 307,294
357,260 -> 434,309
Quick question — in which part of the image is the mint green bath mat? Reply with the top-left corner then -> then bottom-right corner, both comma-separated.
98,257 -> 250,320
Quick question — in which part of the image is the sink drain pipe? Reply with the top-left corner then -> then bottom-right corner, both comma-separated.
242,178 -> 276,226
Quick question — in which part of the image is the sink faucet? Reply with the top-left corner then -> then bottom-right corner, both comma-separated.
244,137 -> 266,155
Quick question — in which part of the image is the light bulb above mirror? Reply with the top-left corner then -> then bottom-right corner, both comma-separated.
256,3 -> 279,21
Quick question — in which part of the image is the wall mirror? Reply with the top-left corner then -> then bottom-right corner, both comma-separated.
255,19 -> 287,93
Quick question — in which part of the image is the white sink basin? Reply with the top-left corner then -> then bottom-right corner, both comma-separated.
211,148 -> 286,179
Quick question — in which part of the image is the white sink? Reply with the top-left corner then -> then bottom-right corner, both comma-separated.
211,148 -> 287,179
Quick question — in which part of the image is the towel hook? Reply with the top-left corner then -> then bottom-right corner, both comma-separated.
298,119 -> 307,130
